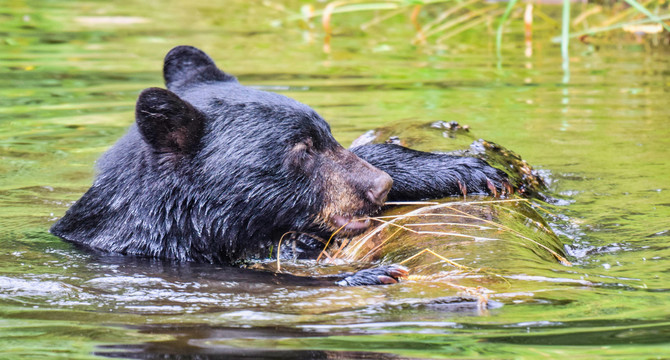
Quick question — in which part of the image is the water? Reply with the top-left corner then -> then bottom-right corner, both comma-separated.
1,1 -> 669,358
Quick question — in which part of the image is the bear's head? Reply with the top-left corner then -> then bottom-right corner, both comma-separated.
54,46 -> 392,264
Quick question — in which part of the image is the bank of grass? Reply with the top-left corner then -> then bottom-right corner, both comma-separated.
289,0 -> 670,54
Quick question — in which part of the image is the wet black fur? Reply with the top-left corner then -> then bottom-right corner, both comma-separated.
51,46 -> 509,281
352,144 -> 508,201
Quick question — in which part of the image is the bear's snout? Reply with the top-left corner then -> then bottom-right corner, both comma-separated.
366,171 -> 393,206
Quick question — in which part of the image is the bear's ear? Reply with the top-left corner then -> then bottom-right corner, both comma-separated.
163,45 -> 234,90
135,87 -> 205,156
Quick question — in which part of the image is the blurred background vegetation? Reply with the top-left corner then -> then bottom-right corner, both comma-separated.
286,0 -> 669,54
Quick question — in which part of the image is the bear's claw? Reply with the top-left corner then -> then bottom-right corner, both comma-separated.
336,264 -> 409,286
459,157 -> 513,197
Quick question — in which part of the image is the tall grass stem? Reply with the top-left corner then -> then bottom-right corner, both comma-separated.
496,0 -> 518,66
561,0 -> 570,84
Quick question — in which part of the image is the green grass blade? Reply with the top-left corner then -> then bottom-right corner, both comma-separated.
622,0 -> 670,33
496,0 -> 518,63
561,0 -> 570,80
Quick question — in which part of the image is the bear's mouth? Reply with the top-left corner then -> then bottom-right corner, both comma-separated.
331,214 -> 371,234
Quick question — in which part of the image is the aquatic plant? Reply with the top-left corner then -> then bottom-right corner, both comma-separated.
271,198 -> 571,312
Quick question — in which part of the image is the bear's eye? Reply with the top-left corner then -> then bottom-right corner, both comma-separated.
303,138 -> 314,153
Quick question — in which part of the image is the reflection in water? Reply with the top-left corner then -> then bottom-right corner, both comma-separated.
102,348 -> 417,360
98,325 -> 426,360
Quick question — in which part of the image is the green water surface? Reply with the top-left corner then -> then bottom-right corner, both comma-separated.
1,1 -> 669,359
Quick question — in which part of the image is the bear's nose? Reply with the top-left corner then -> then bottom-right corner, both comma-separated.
366,172 -> 393,206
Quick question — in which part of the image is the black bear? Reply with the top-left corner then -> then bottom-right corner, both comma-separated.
51,46 -> 509,285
